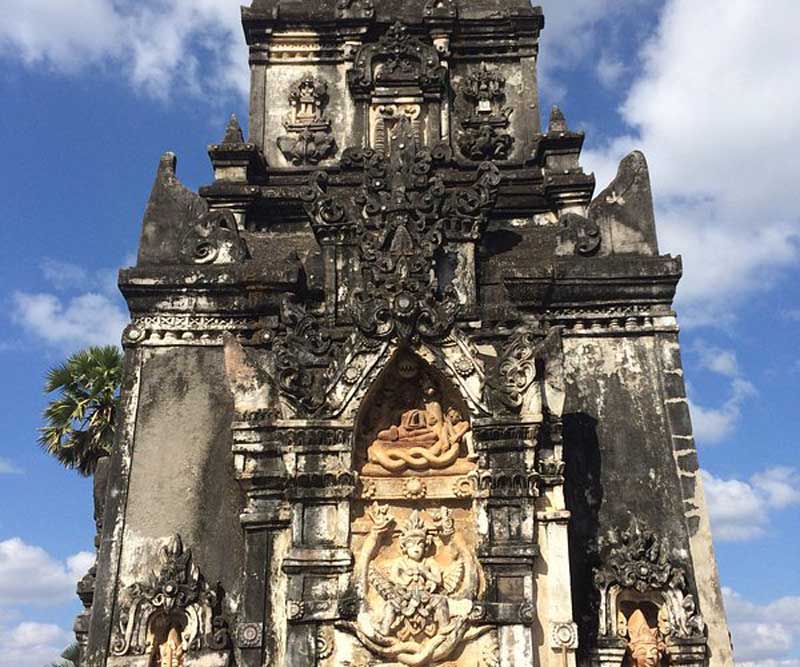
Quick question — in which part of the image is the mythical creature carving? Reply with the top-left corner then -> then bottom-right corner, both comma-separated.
302,125 -> 500,342
368,389 -> 471,473
111,535 -> 230,661
457,65 -> 514,161
278,74 -> 337,165
179,210 -> 247,265
339,505 -> 488,666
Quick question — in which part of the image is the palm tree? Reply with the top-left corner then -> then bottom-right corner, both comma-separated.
39,346 -> 123,476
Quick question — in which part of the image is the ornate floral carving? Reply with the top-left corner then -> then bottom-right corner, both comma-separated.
179,210 -> 247,265
278,75 -> 337,165
594,520 -> 686,595
271,298 -> 334,413
339,505 -> 487,666
111,535 -> 230,659
594,519 -> 706,646
303,131 -> 500,342
348,22 -> 446,96
457,65 -> 514,161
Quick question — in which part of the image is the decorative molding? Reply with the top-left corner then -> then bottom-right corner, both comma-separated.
124,315 -> 260,347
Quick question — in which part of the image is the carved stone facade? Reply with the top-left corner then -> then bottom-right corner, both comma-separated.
78,3 -> 732,667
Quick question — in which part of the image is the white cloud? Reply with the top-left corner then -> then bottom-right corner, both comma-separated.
12,291 -> 128,351
751,467 -> 800,510
596,52 -> 626,89
724,588 -> 800,664
537,0 -> 652,100
0,0 -> 248,101
703,468 -> 800,542
0,538 -> 94,607
687,343 -> 755,445
582,0 -> 800,321
0,458 -> 22,475
689,377 -> 755,445
0,622 -> 72,667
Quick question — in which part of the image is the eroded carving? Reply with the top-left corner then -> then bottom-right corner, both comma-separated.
111,535 -> 230,660
557,212 -> 601,257
340,505 -> 488,666
271,298 -> 334,413
457,65 -> 514,161
278,74 -> 337,165
179,210 -> 247,265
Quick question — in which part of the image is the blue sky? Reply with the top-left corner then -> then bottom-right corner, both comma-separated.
0,1 -> 798,665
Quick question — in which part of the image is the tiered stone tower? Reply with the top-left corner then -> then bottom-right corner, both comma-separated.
79,2 -> 733,666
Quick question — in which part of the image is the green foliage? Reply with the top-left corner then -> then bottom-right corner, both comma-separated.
39,346 -> 123,476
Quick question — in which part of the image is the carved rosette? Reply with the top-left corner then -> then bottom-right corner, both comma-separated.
302,136 -> 500,343
457,65 -> 515,161
110,535 -> 230,660
278,74 -> 337,166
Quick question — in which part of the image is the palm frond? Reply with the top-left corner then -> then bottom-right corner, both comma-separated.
39,346 -> 123,476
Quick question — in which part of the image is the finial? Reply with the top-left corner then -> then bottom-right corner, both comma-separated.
222,114 -> 245,144
549,105 -> 569,133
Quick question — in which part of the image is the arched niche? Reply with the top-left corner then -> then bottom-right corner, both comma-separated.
147,612 -> 187,667
353,346 -> 476,477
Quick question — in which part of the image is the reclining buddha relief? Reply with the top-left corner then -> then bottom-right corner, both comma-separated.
358,350 -> 477,481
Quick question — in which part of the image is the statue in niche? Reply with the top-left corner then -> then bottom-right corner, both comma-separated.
619,609 -> 667,667
339,504 -> 488,666
147,616 -> 185,667
367,383 -> 471,474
